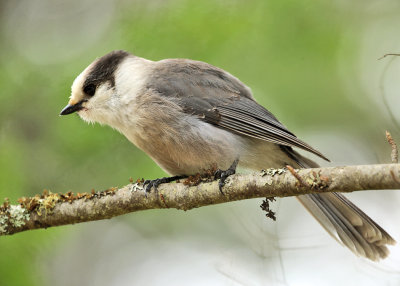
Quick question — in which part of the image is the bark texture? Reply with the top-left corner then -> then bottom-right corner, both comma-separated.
1,164 -> 399,236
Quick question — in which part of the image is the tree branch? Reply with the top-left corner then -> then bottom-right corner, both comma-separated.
1,164 -> 399,236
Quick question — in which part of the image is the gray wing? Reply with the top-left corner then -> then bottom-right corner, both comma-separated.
147,59 -> 329,161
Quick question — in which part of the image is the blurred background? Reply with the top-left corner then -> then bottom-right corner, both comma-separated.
1,0 -> 400,285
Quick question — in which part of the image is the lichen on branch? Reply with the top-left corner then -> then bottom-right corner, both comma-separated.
1,163 -> 400,236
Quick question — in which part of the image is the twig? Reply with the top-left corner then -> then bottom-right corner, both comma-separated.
286,165 -> 309,187
386,131 -> 398,163
1,164 -> 400,236
378,53 -> 400,60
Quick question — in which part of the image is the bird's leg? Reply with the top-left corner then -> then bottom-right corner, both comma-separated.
214,158 -> 239,195
143,175 -> 187,194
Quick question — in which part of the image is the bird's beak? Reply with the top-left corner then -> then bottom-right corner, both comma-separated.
59,100 -> 86,116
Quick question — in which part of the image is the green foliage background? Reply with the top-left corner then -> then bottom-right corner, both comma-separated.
0,0 -> 399,285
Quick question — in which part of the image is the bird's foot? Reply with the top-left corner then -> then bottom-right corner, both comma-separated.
214,159 -> 239,195
143,175 -> 186,194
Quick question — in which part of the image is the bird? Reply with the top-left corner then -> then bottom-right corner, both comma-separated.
60,50 -> 395,261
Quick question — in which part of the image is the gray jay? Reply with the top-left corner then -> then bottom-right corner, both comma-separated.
60,50 -> 395,261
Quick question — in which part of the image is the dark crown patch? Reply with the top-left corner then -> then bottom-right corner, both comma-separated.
83,50 -> 130,93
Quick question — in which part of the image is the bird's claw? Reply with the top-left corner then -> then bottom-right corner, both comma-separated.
143,179 -> 160,194
143,175 -> 186,195
214,159 -> 239,195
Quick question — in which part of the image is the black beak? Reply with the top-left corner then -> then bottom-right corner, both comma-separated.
60,100 -> 86,116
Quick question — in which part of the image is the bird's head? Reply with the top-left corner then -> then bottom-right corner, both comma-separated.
60,50 -> 146,126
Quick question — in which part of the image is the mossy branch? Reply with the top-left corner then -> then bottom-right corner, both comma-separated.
1,163 -> 400,236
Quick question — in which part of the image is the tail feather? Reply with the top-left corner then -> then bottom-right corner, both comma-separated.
333,193 -> 395,246
318,194 -> 377,259
298,195 -> 361,255
284,147 -> 396,261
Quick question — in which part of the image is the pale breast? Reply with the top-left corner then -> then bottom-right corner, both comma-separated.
129,111 -> 245,175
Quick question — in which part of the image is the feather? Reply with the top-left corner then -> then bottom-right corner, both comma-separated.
147,59 -> 328,161
147,58 -> 395,260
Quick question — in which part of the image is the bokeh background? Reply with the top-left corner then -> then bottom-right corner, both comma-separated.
1,0 -> 400,285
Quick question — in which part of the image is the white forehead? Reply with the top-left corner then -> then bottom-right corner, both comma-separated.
68,50 -> 133,105
69,62 -> 94,105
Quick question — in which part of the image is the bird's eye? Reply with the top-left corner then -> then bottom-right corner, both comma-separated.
83,84 -> 96,96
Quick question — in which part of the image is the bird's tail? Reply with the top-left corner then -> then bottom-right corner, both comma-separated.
285,148 -> 396,261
